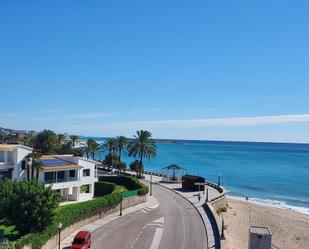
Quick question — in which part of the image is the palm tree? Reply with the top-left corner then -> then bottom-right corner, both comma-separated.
57,134 -> 66,145
70,135 -> 79,148
102,138 -> 117,154
82,139 -> 100,160
115,136 -> 127,161
26,152 -> 42,180
34,161 -> 44,181
127,130 -> 157,176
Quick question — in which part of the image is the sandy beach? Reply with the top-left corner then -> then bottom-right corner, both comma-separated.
223,198 -> 309,249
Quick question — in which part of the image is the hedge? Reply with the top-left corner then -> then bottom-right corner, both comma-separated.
0,193 -> 121,249
94,181 -> 116,196
98,176 -> 149,196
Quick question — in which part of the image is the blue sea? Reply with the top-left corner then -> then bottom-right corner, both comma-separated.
89,138 -> 309,214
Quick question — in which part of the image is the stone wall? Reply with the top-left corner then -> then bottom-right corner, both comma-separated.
211,195 -> 228,212
42,195 -> 146,249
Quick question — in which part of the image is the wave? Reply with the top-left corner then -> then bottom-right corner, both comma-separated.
229,195 -> 309,215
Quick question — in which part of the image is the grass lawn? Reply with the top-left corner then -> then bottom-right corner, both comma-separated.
113,185 -> 129,194
0,224 -> 18,240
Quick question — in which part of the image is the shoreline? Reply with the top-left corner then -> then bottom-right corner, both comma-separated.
228,195 -> 309,215
224,198 -> 309,249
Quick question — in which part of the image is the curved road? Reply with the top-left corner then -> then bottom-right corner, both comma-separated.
91,184 -> 207,249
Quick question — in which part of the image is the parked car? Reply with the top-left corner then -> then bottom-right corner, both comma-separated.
71,231 -> 91,249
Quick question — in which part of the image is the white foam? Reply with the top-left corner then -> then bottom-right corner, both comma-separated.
229,195 -> 309,215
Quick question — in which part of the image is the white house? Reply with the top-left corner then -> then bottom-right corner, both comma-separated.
0,144 -> 99,202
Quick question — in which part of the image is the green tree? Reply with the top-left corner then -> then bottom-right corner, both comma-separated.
34,130 -> 57,154
0,179 -> 59,236
127,130 -> 157,174
57,133 -> 66,145
82,139 -> 100,160
102,138 -> 117,154
26,152 -> 42,180
70,135 -> 79,148
115,136 -> 127,162
129,160 -> 143,176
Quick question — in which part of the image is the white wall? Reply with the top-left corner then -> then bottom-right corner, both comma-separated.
12,147 -> 32,180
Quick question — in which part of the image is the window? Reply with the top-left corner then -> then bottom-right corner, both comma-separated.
83,169 -> 90,177
69,170 -> 76,178
44,172 -> 54,183
57,171 -> 65,178
21,160 -> 26,170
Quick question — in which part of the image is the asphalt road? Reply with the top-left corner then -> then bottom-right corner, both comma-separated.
91,183 -> 207,249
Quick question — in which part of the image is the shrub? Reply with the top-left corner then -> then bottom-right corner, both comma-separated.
0,180 -> 59,236
0,193 -> 121,249
98,176 -> 148,196
94,181 -> 116,196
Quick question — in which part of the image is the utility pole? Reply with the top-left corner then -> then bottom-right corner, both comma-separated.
119,191 -> 123,216
150,173 -> 153,196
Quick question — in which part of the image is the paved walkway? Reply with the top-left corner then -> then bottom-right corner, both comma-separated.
58,196 -> 159,249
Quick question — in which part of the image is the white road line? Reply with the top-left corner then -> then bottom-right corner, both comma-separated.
150,228 -> 164,249
170,196 -> 186,249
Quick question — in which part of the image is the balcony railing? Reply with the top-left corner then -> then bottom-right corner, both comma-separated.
44,176 -> 79,184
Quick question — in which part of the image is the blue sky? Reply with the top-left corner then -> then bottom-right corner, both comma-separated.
1,1 -> 309,142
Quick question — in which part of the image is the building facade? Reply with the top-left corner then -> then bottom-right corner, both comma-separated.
0,144 -> 99,202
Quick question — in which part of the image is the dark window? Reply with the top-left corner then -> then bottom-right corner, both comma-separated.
83,169 -> 90,177
57,171 -> 65,179
44,172 -> 54,181
69,170 -> 76,178
21,161 -> 26,170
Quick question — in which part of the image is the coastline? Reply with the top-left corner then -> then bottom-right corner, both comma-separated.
228,195 -> 309,215
224,198 -> 309,249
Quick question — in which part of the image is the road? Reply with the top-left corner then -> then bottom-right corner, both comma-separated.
91,183 -> 207,249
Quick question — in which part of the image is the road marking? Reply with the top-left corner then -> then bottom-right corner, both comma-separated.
150,228 -> 164,249
170,196 -> 186,249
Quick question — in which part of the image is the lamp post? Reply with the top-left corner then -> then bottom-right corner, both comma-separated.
206,185 -> 209,202
218,173 -> 221,186
120,191 -> 123,216
221,216 -> 225,240
150,173 -> 153,196
58,222 -> 63,249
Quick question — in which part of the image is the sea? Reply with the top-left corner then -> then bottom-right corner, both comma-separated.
85,138 -> 309,214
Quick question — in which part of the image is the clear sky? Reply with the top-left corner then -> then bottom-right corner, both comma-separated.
1,1 -> 309,143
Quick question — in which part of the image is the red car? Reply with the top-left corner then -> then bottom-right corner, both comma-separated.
71,231 -> 91,249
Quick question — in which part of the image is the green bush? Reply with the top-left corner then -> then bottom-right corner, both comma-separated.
98,176 -> 148,196
94,181 -> 116,196
0,193 -> 121,249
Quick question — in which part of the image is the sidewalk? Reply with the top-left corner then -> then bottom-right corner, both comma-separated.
58,195 -> 159,249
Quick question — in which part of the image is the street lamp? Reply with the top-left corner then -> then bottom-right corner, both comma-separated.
206,185 -> 209,202
150,173 -> 153,196
58,222 -> 63,249
221,215 -> 225,240
119,191 -> 123,216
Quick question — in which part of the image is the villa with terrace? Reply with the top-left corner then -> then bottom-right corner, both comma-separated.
0,144 -> 99,202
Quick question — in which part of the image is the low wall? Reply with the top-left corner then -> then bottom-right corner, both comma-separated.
42,195 -> 146,249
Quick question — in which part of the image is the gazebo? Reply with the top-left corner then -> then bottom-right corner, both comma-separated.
161,164 -> 186,183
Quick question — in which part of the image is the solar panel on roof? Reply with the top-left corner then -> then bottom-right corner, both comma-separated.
40,159 -> 71,167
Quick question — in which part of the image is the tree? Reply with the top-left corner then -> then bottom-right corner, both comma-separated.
34,130 -> 57,154
70,135 -> 79,148
102,138 -> 117,154
115,136 -> 127,162
129,160 -> 143,176
57,133 -> 66,145
26,152 -> 42,180
127,130 -> 157,171
0,179 -> 59,236
82,139 -> 100,160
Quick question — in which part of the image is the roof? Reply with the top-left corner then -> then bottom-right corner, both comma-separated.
182,174 -> 205,181
250,226 -> 271,235
39,155 -> 82,171
75,231 -> 90,239
0,144 -> 32,151
162,164 -> 185,170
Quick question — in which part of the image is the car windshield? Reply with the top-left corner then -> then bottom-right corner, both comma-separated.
73,238 -> 85,245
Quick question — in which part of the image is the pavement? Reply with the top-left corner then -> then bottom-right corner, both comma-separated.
59,183 -> 208,249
